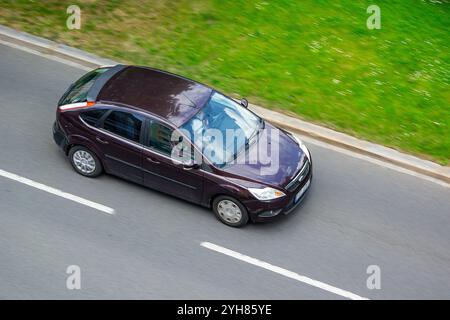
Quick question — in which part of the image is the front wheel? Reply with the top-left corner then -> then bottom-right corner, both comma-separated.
213,196 -> 249,228
69,146 -> 103,178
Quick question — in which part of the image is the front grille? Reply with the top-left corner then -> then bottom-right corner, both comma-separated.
286,160 -> 310,192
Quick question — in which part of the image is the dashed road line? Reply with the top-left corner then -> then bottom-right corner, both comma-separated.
0,168 -> 115,215
201,241 -> 369,300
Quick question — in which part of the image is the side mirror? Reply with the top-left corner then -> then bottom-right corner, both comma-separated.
171,135 -> 184,148
182,159 -> 200,170
240,98 -> 249,108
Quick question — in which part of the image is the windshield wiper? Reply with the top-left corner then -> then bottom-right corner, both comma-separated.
245,118 -> 265,148
224,118 -> 265,167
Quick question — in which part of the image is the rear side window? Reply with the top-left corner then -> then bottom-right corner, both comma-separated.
102,111 -> 143,142
60,68 -> 109,105
80,109 -> 107,126
146,121 -> 174,155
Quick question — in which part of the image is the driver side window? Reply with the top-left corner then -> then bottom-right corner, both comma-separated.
146,120 -> 198,163
146,120 -> 174,155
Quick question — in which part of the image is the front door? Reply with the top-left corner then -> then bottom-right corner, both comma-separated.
142,119 -> 203,203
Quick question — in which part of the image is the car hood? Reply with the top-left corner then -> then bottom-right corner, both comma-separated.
222,122 -> 307,188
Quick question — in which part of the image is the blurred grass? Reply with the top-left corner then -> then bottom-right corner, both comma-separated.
1,0 -> 449,164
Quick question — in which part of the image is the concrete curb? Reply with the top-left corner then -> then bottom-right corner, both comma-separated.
0,25 -> 116,67
1,24 -> 448,184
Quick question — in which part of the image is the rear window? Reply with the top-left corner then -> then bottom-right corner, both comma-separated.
80,109 -> 108,126
102,111 -> 143,142
60,68 -> 109,105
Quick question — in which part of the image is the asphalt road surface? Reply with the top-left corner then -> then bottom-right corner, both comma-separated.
0,43 -> 449,299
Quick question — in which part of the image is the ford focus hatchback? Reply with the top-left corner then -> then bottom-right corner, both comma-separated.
53,65 -> 312,227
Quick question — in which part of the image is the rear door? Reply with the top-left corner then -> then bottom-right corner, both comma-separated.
95,109 -> 144,183
142,119 -> 204,203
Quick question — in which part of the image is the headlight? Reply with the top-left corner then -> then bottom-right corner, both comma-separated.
248,187 -> 286,201
292,135 -> 311,161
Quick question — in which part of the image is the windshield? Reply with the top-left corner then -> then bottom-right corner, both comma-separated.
181,91 -> 261,167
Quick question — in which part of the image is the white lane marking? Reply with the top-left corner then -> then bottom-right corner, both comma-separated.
296,134 -> 450,188
201,242 -> 369,300
0,168 -> 115,215
1,39 -> 448,189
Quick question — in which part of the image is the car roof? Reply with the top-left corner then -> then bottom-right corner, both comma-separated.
96,66 -> 213,127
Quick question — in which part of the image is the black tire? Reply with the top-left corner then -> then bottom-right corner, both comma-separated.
69,146 -> 103,178
212,195 -> 249,228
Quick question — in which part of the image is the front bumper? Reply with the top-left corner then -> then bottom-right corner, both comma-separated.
244,160 -> 313,223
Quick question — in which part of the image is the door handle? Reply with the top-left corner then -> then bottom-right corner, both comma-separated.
146,157 -> 160,164
96,136 -> 109,144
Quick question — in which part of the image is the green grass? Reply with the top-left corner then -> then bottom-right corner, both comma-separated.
1,0 -> 449,164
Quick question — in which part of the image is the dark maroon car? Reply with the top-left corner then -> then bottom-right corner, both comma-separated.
53,65 -> 312,227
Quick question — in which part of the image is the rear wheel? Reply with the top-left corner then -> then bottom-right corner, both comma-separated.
213,196 -> 249,227
69,146 -> 102,178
